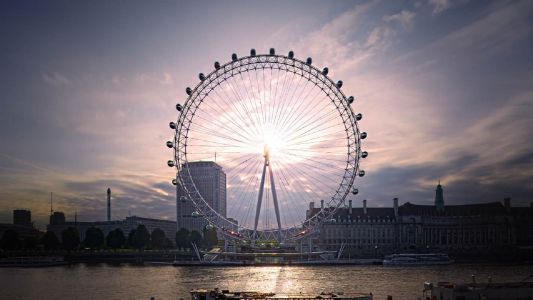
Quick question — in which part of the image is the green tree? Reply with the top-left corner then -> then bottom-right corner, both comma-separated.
22,236 -> 39,250
151,228 -> 166,249
203,227 -> 218,249
163,237 -> 174,249
189,230 -> 202,248
61,227 -> 80,253
175,228 -> 190,250
127,229 -> 137,248
41,231 -> 60,251
84,227 -> 104,250
132,225 -> 150,250
0,230 -> 20,250
106,228 -> 125,250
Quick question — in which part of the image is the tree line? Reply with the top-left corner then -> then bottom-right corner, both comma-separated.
0,226 -> 218,252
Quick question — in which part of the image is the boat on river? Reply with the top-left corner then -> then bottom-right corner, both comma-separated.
421,279 -> 533,300
383,253 -> 453,266
191,289 -> 373,300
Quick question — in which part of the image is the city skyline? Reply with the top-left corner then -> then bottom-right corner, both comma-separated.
1,0 -> 532,229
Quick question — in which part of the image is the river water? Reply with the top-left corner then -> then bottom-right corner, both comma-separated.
1,263 -> 532,300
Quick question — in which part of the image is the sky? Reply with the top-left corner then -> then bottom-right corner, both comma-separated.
0,0 -> 532,229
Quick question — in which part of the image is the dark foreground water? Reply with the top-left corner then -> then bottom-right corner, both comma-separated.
1,263 -> 532,300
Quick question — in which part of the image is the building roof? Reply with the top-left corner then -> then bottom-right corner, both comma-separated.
398,202 -> 507,216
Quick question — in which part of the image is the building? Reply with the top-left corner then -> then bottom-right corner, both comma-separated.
46,214 -> 177,244
177,161 -> 226,233
13,209 -> 32,227
307,183 -> 532,256
0,210 -> 42,241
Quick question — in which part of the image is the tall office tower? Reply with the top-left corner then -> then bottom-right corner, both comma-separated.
176,161 -> 226,233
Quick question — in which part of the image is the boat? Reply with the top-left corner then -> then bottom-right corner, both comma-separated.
383,253 -> 453,266
422,278 -> 533,300
191,289 -> 373,300
0,256 -> 68,267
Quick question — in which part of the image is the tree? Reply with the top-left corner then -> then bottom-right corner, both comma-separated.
127,229 -> 137,248
189,230 -> 202,248
163,237 -> 174,249
84,227 -> 104,250
151,228 -> 166,249
175,228 -> 190,250
106,228 -> 125,250
203,227 -> 218,249
22,236 -> 39,250
132,225 -> 150,250
41,231 -> 60,251
61,227 -> 80,252
0,230 -> 20,250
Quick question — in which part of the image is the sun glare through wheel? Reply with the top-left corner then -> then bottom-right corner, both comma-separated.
167,49 -> 367,243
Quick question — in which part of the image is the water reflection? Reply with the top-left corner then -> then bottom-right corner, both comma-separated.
1,264 -> 532,300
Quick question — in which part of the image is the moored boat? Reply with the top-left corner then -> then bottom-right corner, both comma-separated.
191,289 -> 373,300
422,279 -> 533,300
383,253 -> 453,266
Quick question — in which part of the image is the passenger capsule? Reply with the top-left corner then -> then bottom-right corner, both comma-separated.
176,104 -> 183,111
360,132 -> 367,139
348,96 -> 354,104
269,48 -> 275,55
306,57 -> 312,65
166,141 -> 173,148
337,80 -> 343,88
169,122 -> 176,129
361,151 -> 368,158
288,51 -> 294,58
355,113 -> 362,121
250,49 -> 256,56
167,160 -> 175,167
185,87 -> 192,95
171,179 -> 177,185
358,170 -> 366,177
322,67 -> 329,75
199,73 -> 206,81
214,61 -> 221,69
231,53 -> 238,61
352,188 -> 359,195
180,196 -> 188,202
191,211 -> 200,217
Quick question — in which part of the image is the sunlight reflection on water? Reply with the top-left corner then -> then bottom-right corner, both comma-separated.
1,264 -> 532,300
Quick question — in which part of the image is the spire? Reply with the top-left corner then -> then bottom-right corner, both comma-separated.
435,181 -> 445,211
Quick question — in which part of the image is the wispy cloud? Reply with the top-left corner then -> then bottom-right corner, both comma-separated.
42,72 -> 70,87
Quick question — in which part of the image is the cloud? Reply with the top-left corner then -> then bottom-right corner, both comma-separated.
383,10 -> 416,29
429,0 -> 452,14
42,72 -> 70,87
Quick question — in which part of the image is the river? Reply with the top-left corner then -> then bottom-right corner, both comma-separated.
1,263 -> 532,299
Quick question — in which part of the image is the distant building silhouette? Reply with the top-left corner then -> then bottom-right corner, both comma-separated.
307,183 -> 533,256
49,211 -> 65,225
46,214 -> 176,243
435,181 -> 444,211
107,188 -> 111,222
176,161 -> 226,233
0,210 -> 42,240
13,209 -> 31,227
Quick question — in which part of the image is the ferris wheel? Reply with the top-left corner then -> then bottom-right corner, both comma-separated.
167,48 -> 367,243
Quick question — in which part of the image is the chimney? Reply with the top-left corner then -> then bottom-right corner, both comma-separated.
349,200 -> 353,214
309,202 -> 314,210
320,200 -> 324,209
107,188 -> 111,221
504,197 -> 511,211
363,199 -> 367,215
393,198 -> 399,218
